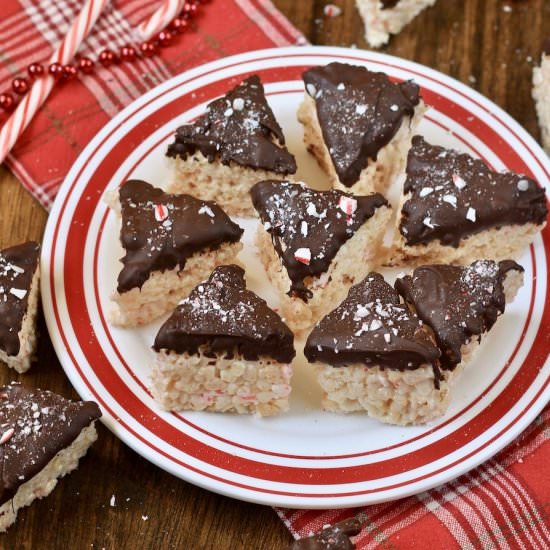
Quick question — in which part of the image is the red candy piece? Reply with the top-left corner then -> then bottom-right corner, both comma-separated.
140,41 -> 157,57
12,77 -> 29,95
28,63 -> 44,79
78,57 -> 95,74
120,45 -> 137,62
0,92 -> 15,111
48,62 -> 64,80
99,49 -> 117,67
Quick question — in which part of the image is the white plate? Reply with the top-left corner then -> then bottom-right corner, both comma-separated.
41,46 -> 550,509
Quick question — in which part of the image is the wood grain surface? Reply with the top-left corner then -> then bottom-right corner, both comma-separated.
1,1 -> 549,548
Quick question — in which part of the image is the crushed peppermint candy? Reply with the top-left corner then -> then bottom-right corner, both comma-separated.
223,107 -> 234,117
355,104 -> 367,116
419,187 -> 433,197
338,195 -> 357,216
154,203 -> 168,222
9,288 -> 27,300
232,97 -> 245,111
198,204 -> 215,217
442,194 -> 457,207
452,174 -> 467,189
423,216 -> 435,228
0,427 -> 15,445
301,221 -> 308,237
323,3 -> 342,17
390,104 -> 399,112
466,207 -> 476,222
294,247 -> 312,265
517,179 -> 529,192
306,83 -> 317,97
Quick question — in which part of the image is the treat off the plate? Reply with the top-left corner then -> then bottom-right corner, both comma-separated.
151,265 -> 295,416
0,383 -> 101,532
532,38 -> 550,154
0,241 -> 40,373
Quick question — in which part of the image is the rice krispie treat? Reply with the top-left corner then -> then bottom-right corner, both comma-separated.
356,0 -> 437,48
532,38 -> 550,154
289,518 -> 361,549
251,180 -> 390,333
304,272 -> 442,426
390,136 -> 548,266
0,241 -> 40,373
166,75 -> 297,216
0,383 -> 101,532
110,179 -> 243,327
151,265 -> 295,417
298,62 -> 425,195
395,260 -> 524,370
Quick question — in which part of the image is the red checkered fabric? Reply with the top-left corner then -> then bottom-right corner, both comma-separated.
1,2 -> 549,548
0,0 -> 304,208
278,404 -> 550,548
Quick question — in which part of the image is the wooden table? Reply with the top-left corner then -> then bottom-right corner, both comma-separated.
2,1 -> 548,548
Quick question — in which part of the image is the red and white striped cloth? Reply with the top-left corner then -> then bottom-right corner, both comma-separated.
1,2 -> 549,548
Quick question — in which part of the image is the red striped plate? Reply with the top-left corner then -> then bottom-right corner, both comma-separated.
41,47 -> 550,508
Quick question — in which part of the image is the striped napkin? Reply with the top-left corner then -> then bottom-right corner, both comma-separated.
1,2 -> 549,548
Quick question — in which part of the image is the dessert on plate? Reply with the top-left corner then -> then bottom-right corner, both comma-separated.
0,383 -> 101,532
0,241 -> 40,373
151,265 -> 295,417
251,179 -> 390,332
390,136 -> 548,266
298,62 -> 425,196
304,272 -> 442,425
166,75 -> 297,217
395,259 -> 524,373
356,0 -> 437,48
532,38 -> 550,154
108,179 -> 243,327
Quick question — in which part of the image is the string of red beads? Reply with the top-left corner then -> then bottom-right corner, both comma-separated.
0,0 -> 209,113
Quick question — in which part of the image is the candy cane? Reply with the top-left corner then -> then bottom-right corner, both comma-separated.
0,0 -> 108,164
137,0 -> 186,41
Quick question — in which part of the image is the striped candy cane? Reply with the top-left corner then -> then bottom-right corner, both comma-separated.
0,0 -> 108,164
137,0 -> 186,41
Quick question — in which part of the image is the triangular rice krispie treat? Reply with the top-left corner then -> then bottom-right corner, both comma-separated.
533,38 -> 550,153
152,265 -> 295,416
304,272 -> 442,425
251,180 -> 390,332
110,179 -> 243,327
356,0 -> 437,48
395,259 -> 524,370
390,136 -> 548,266
290,518 -> 361,549
166,75 -> 297,216
297,62 -> 425,195
0,241 -> 40,373
0,383 -> 101,532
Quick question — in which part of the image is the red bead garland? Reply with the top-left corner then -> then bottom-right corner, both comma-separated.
0,0 -> 206,113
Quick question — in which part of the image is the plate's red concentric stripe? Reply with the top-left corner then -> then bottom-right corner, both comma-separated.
45,48 -> 550,505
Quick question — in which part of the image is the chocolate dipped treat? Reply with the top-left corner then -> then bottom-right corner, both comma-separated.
533,38 -> 550,153
251,179 -> 391,332
166,75 -> 297,216
356,0 -> 438,48
0,241 -> 40,373
298,62 -> 425,195
151,265 -> 295,416
395,259 -> 524,370
391,136 -> 547,266
109,179 -> 243,327
0,383 -> 101,532
289,518 -> 361,550
304,272 -> 445,426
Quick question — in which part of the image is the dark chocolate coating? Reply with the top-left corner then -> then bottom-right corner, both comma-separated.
400,136 -> 548,247
117,180 -> 243,293
166,75 -> 297,174
395,260 -> 523,369
154,265 -> 295,363
304,272 -> 440,370
302,62 -> 420,187
251,180 -> 388,301
0,241 -> 40,357
289,518 -> 361,550
381,0 -> 400,9
0,383 -> 101,506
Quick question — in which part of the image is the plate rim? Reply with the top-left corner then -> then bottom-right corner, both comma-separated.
40,45 -> 550,509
